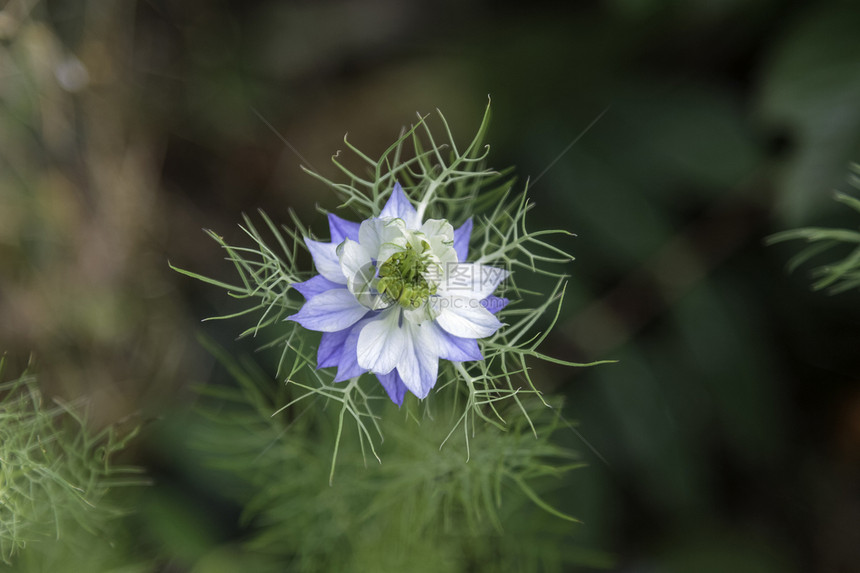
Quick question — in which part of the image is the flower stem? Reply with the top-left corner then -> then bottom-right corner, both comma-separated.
329,376 -> 361,485
414,180 -> 439,223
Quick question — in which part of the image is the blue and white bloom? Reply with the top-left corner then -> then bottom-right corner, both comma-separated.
289,183 -> 509,405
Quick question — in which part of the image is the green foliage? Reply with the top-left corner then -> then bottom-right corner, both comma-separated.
767,164 -> 860,293
173,104 -> 610,480
187,339 -> 611,573
757,3 -> 860,223
0,358 -> 146,568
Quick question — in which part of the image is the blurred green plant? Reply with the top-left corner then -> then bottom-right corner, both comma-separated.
767,163 -> 860,293
185,337 -> 611,573
0,357 -> 146,568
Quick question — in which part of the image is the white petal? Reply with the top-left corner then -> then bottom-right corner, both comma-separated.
420,219 -> 458,274
305,239 -> 347,284
433,296 -> 503,339
420,219 -> 454,243
402,303 -> 436,325
356,307 -> 406,374
438,263 -> 509,300
338,239 -> 376,307
338,238 -> 372,274
359,218 -> 407,261
396,321 -> 439,398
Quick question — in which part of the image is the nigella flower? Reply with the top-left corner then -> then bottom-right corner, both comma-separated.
288,183 -> 509,405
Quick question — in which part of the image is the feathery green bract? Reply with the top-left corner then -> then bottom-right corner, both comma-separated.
767,164 -> 860,293
188,339 -> 613,573
173,102 -> 611,479
0,358 -> 145,567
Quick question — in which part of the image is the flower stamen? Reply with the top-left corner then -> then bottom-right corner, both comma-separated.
377,244 -> 437,309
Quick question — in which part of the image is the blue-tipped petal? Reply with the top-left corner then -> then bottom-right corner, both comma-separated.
375,370 -> 408,406
287,288 -> 368,332
327,213 -> 360,243
481,295 -> 509,315
293,275 -> 341,300
453,217 -> 473,261
428,322 -> 483,362
334,318 -> 372,382
318,328 -> 351,369
380,182 -> 419,227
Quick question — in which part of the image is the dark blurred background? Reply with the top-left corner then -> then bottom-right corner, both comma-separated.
2,0 -> 860,570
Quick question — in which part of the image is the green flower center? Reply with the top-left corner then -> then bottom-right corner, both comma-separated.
377,244 -> 437,309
